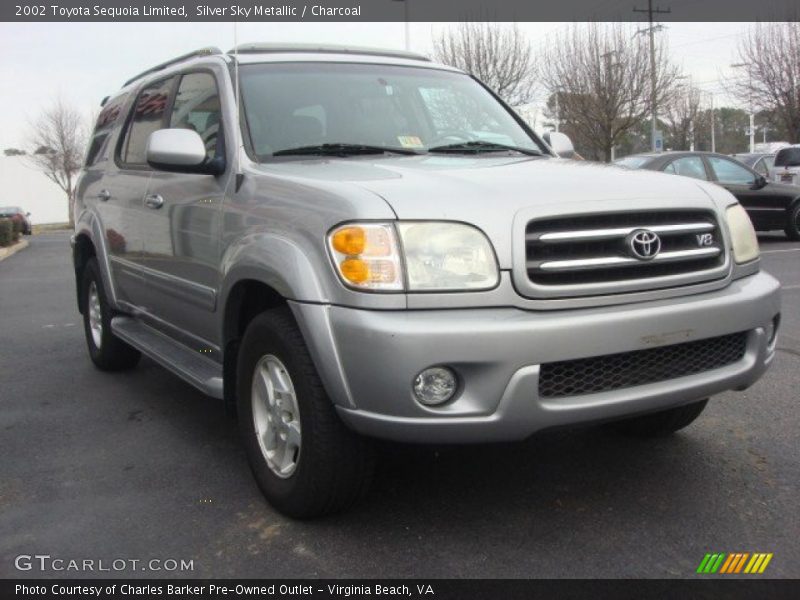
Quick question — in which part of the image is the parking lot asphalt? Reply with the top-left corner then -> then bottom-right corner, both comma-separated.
0,231 -> 798,579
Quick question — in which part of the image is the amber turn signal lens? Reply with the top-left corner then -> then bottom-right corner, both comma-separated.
332,227 -> 366,256
340,258 -> 370,283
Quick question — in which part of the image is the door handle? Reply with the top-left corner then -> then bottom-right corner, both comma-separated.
144,194 -> 164,209
97,189 -> 111,202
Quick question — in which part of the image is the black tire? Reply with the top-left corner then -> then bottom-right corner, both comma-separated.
237,307 -> 375,519
81,257 -> 141,371
609,399 -> 709,438
785,203 -> 800,241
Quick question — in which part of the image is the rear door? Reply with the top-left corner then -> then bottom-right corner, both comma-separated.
107,76 -> 178,307
136,69 -> 230,345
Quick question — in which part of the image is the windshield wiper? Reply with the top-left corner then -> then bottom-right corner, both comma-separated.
427,141 -> 543,156
272,143 -> 421,157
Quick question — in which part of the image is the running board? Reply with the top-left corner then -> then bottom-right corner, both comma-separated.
110,316 -> 224,399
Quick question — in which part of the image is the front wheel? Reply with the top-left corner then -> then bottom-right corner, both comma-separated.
785,203 -> 800,241
609,399 -> 709,438
237,307 -> 375,518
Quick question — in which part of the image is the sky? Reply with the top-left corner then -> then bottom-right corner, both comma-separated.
0,20 -> 752,151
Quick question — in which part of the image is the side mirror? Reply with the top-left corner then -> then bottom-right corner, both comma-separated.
754,175 -> 767,189
543,131 -> 576,158
146,129 -> 223,175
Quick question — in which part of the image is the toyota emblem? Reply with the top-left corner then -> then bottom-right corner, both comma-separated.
626,229 -> 661,260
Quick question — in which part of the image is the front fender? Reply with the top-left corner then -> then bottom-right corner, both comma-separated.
219,232 -> 329,305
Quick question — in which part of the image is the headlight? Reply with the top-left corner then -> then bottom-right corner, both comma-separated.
397,222 -> 498,291
327,222 -> 499,292
726,204 -> 759,264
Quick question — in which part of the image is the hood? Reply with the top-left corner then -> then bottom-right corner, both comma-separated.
251,155 -> 721,267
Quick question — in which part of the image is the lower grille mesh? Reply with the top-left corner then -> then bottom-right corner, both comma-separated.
538,332 -> 748,398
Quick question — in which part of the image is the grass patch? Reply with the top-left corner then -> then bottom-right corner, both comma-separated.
32,222 -> 71,234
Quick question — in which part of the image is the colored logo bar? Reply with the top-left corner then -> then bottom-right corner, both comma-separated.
696,553 -> 773,574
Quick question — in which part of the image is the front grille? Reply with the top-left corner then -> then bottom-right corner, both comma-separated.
538,332 -> 747,398
525,210 -> 726,292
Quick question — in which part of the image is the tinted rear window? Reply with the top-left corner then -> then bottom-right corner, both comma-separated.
775,147 -> 800,167
85,94 -> 127,167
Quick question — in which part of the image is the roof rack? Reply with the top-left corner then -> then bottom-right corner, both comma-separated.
228,43 -> 430,63
122,46 -> 223,88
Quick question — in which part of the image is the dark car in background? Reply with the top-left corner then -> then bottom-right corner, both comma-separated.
731,152 -> 775,179
0,206 -> 32,235
615,151 -> 800,240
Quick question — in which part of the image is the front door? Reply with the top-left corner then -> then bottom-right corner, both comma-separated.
137,70 -> 230,346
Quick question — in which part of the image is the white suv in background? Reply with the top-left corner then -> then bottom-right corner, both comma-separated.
771,145 -> 800,186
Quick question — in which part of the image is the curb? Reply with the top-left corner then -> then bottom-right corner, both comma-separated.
0,239 -> 30,262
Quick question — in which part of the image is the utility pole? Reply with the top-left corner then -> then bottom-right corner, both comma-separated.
601,50 -> 619,162
732,62 -> 755,153
392,0 -> 410,50
676,75 -> 695,151
709,91 -> 716,153
634,1 -> 671,152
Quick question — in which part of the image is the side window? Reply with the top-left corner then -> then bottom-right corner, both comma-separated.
708,156 -> 756,185
170,72 -> 223,159
120,77 -> 175,166
666,156 -> 708,181
85,95 -> 127,167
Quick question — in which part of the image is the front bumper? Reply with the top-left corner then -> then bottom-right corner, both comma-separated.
291,271 -> 781,443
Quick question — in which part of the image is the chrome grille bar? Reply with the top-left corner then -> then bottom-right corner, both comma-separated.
531,222 -> 715,243
534,247 -> 722,272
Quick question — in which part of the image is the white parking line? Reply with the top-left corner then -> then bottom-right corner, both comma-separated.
782,284 -> 800,291
762,248 -> 800,255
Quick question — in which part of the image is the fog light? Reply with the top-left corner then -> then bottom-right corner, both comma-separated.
413,367 -> 457,406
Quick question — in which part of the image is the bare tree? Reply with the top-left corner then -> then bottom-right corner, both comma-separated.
663,84 -> 702,150
433,22 -> 535,106
539,23 -> 679,162
732,21 -> 800,143
26,99 -> 87,226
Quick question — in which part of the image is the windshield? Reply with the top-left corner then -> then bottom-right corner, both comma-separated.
239,62 -> 544,159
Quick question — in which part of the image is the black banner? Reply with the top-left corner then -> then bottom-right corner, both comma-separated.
3,579 -> 800,600
3,0 -> 800,22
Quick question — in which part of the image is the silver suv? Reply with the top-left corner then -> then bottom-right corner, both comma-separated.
73,44 -> 781,518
